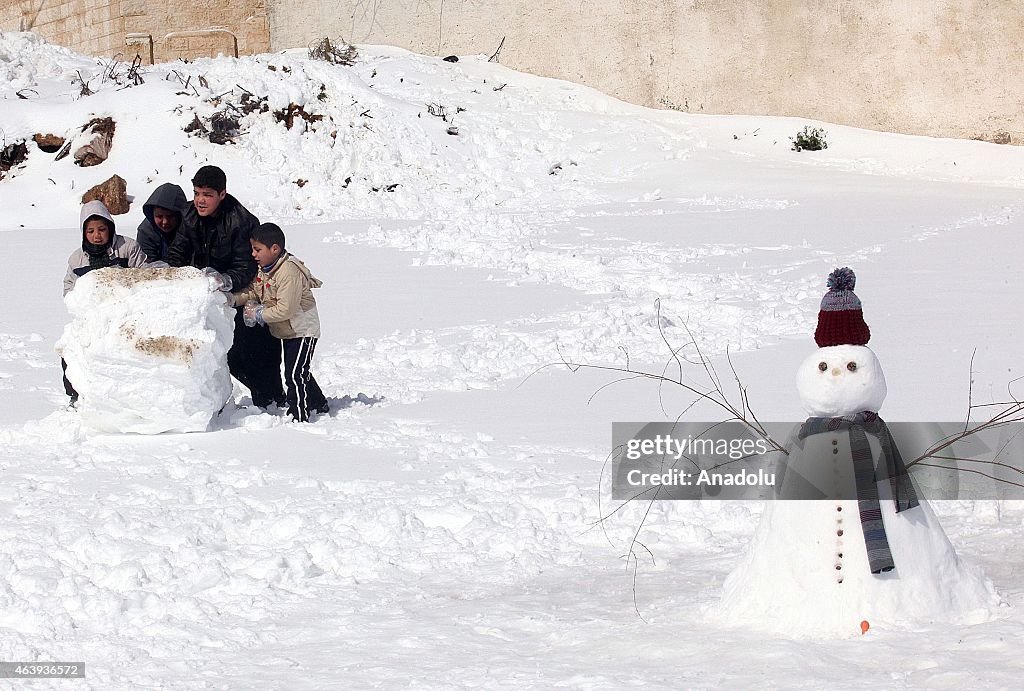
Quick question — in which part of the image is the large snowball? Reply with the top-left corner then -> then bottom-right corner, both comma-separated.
796,345 -> 886,416
57,267 -> 235,433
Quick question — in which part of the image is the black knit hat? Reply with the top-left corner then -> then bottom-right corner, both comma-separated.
191,165 -> 227,192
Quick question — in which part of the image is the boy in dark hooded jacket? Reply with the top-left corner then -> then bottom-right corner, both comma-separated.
136,183 -> 187,262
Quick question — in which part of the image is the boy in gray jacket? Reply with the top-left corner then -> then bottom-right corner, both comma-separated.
64,200 -> 148,295
61,200 -> 148,403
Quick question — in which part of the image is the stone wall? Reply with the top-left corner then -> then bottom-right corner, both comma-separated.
3,0 -> 1020,142
267,0 -> 1024,143
0,0 -> 269,63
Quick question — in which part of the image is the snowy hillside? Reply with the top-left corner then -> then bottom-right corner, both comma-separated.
2,31 -> 1023,688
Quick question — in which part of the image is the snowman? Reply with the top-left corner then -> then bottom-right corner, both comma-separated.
715,268 -> 995,637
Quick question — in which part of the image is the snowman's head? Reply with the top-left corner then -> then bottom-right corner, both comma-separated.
796,344 -> 886,417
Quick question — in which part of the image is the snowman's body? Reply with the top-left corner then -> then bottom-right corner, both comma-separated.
774,427 -> 862,501
717,345 -> 995,637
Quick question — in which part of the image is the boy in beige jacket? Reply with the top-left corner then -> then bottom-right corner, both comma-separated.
232,223 -> 329,421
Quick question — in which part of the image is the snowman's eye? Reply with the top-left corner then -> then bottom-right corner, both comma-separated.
847,361 -> 858,372
818,362 -> 827,372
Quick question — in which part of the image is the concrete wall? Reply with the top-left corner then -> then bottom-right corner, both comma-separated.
267,0 -> 1023,143
0,0 -> 269,63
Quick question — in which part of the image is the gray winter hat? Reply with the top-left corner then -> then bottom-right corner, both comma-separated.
819,267 -> 861,311
80,199 -> 116,234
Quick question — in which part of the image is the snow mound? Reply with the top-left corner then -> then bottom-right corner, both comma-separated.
57,267 -> 234,433
0,31 -> 97,96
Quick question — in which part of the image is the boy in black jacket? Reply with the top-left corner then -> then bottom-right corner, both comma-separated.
166,166 -> 286,408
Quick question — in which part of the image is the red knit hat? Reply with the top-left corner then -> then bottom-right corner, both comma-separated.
814,267 -> 870,347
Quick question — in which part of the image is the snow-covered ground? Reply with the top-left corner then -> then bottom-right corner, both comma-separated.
2,31 -> 1023,688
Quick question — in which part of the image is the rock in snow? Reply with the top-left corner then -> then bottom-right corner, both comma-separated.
81,174 -> 130,215
57,267 -> 234,433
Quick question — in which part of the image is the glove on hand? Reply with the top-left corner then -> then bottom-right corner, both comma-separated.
145,260 -> 170,269
243,301 -> 265,327
202,267 -> 232,292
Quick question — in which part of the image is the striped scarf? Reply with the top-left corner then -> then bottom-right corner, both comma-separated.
799,412 -> 919,574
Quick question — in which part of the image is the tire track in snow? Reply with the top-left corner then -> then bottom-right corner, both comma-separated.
317,210 -> 821,403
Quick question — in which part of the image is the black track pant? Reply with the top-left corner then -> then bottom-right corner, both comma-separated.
283,336 -> 327,422
61,358 -> 78,399
229,307 -> 285,407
